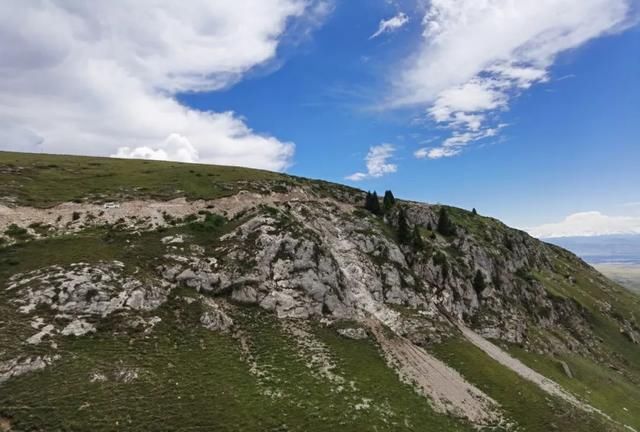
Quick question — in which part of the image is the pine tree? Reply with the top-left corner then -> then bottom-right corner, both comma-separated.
364,191 -> 373,212
473,270 -> 486,294
472,208 -> 478,216
383,190 -> 396,212
437,207 -> 455,236
370,191 -> 381,215
426,221 -> 433,231
397,208 -> 411,244
364,191 -> 381,215
412,225 -> 424,249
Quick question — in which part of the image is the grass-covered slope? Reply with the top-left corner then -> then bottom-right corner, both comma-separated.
1,151 -> 640,432
0,151 -> 358,208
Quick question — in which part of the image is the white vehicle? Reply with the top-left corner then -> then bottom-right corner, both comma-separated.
103,202 -> 120,209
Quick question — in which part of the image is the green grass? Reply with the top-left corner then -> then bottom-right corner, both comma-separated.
313,324 -> 472,431
431,337 -> 622,432
536,253 -> 640,371
1,303 -> 271,431
506,345 -> 640,430
0,151 -> 287,207
0,296 -> 475,431
0,217 -> 239,362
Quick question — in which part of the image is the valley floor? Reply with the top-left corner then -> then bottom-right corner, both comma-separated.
594,263 -> 640,294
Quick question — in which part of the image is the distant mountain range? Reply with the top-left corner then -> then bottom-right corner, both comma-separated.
545,234 -> 640,264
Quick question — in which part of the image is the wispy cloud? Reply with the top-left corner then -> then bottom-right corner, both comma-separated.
414,125 -> 505,159
528,211 -> 640,238
346,144 -> 397,181
370,12 -> 409,39
389,0 -> 634,159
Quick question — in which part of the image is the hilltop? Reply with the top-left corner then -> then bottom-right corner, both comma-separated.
1,151 -> 640,432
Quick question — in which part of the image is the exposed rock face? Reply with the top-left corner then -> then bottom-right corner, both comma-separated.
620,321 -> 639,344
149,197 -> 598,354
200,298 -> 234,333
61,319 -> 96,337
0,355 -> 60,384
8,261 -> 171,317
337,327 -> 368,340
6,261 -> 173,349
2,187 -> 612,371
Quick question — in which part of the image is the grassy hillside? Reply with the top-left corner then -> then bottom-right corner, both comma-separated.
0,151 -> 294,207
1,151 -> 640,432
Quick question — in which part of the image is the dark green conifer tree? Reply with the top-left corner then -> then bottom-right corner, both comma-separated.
412,225 -> 424,249
383,190 -> 396,213
370,191 -> 381,215
397,208 -> 411,244
364,191 -> 373,211
437,207 -> 455,236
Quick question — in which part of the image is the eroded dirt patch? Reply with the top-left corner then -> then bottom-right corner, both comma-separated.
369,321 -> 505,427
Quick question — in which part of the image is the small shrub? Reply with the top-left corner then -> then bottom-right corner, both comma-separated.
472,270 -> 486,294
433,250 -> 447,266
72,211 -> 81,221
515,267 -> 536,283
188,213 -> 226,233
412,226 -> 424,249
504,236 -> 515,252
5,224 -> 30,239
183,214 -> 198,223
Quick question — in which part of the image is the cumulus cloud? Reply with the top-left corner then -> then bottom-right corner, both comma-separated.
0,0 -> 329,171
390,0 -> 633,159
370,12 -> 409,39
346,144 -> 397,181
528,211 -> 640,238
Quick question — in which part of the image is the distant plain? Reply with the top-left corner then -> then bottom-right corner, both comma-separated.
594,263 -> 640,294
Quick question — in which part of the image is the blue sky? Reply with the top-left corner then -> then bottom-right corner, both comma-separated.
1,0 -> 639,236
181,1 -> 640,232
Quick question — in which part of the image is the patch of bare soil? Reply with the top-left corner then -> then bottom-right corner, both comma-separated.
0,416 -> 12,432
0,188 -> 346,237
369,321 -> 505,427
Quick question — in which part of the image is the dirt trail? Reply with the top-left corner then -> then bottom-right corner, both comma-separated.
368,321 -> 504,427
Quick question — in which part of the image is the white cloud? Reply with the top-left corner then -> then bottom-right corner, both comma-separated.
390,0 -> 633,158
346,144 -> 397,181
414,124 -> 504,159
0,0 -> 329,171
528,211 -> 640,238
370,12 -> 409,39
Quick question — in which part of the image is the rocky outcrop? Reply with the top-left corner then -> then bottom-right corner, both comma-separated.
0,355 -> 60,384
0,187 -> 623,406
337,327 -> 368,340
200,298 -> 234,333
